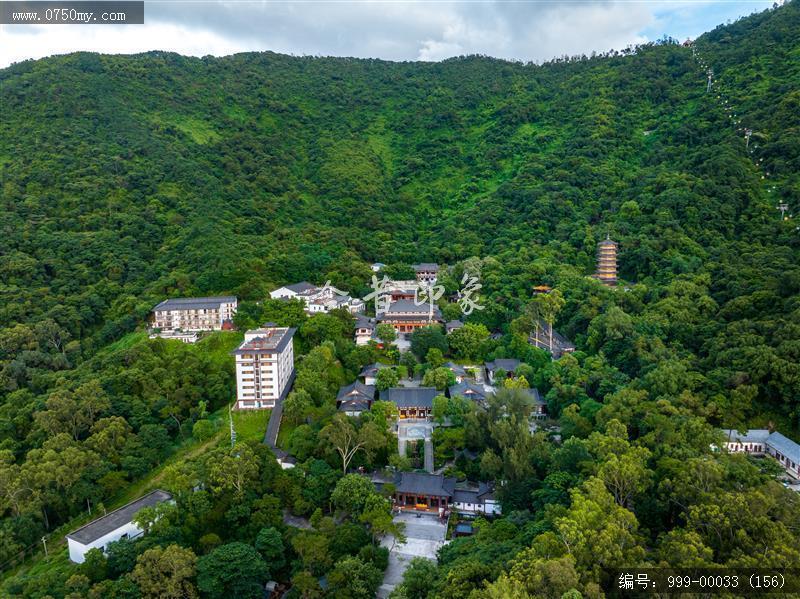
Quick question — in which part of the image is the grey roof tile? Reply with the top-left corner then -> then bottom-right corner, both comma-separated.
66,490 -> 172,545
485,359 -> 521,372
382,387 -> 438,408
395,472 -> 455,497
153,296 -> 236,311
768,432 -> 800,464
337,381 -> 376,403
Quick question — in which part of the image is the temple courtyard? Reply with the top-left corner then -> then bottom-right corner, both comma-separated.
377,511 -> 448,598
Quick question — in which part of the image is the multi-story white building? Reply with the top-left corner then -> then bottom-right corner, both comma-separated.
269,282 -> 364,314
151,296 -> 237,332
232,327 -> 296,409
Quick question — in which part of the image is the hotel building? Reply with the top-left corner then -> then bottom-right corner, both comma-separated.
151,296 -> 237,332
232,326 -> 296,409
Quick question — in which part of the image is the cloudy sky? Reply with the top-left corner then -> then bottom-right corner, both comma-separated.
0,0 -> 774,68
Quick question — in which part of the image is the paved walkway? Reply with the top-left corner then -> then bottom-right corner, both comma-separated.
264,401 -> 283,447
424,438 -> 434,472
263,371 -> 296,448
397,419 -> 434,473
377,512 -> 447,598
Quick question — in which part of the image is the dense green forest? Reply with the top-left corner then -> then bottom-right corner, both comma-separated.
1,0 -> 799,597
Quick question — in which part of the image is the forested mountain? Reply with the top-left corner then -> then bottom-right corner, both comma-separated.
1,0 -> 799,597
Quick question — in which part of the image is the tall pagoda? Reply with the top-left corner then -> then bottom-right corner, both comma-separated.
595,235 -> 618,286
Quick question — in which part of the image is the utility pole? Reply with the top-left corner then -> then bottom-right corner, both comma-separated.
706,69 -> 713,93
229,404 -> 236,447
41,537 -> 48,557
744,129 -> 752,148
777,203 -> 789,220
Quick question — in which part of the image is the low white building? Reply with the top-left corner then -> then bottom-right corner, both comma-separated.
453,483 -> 501,516
151,296 -> 237,332
66,490 -> 173,563
271,448 -> 297,470
766,432 -> 800,478
445,320 -> 464,334
270,282 -> 364,314
270,281 -> 318,300
722,429 -> 800,478
354,314 -> 377,346
233,326 -> 296,409
445,362 -> 467,384
484,359 -> 521,385
358,362 -> 389,386
148,331 -> 199,344
721,429 -> 771,454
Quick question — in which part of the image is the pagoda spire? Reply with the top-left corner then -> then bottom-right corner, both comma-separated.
595,236 -> 618,286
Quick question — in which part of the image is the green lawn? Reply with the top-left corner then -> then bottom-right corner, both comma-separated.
232,409 -> 271,443
195,331 -> 244,363
96,330 -> 148,355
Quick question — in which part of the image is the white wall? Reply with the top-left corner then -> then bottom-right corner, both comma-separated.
67,521 -> 143,563
483,500 -> 502,515
453,500 -> 501,516
270,287 -> 297,299
235,337 -> 294,409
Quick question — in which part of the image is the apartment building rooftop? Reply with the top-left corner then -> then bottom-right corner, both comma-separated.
233,327 -> 296,354
153,296 -> 237,311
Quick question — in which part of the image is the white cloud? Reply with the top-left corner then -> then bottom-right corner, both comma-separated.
0,0 -> 765,68
418,39 -> 464,61
0,21 -> 250,66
